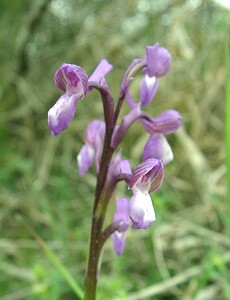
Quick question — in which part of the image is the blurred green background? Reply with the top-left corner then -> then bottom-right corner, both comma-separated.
0,0 -> 229,299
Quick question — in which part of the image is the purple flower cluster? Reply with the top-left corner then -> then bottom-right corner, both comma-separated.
48,42 -> 182,256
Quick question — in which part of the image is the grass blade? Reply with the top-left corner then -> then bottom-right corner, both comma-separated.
37,236 -> 84,299
226,41 -> 230,232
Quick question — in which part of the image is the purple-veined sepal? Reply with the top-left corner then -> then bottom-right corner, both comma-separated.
54,63 -> 88,96
129,158 -> 164,193
152,110 -> 182,134
141,110 -> 182,135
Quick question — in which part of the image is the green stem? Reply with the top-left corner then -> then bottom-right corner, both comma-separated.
84,72 -> 134,298
225,42 -> 230,232
84,216 -> 101,300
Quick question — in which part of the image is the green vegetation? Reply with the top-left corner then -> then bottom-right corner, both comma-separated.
0,0 -> 229,299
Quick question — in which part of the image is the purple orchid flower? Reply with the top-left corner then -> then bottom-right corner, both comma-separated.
77,120 -> 105,176
48,64 -> 88,136
112,197 -> 131,256
48,60 -> 112,136
142,110 -> 182,165
141,43 -> 172,105
129,158 -> 164,229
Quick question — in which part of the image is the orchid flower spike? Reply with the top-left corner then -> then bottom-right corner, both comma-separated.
129,158 -> 164,229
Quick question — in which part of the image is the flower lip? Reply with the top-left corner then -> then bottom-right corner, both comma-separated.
129,191 -> 156,229
54,63 -> 88,96
112,231 -> 126,256
48,93 -> 78,136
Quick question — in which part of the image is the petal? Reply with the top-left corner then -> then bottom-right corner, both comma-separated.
156,47 -> 172,77
129,158 -> 164,193
140,74 -> 159,105
103,151 -> 123,200
125,91 -> 136,109
84,120 -> 105,145
77,144 -> 95,176
48,94 -> 78,136
146,43 -> 172,78
107,150 -> 122,182
152,110 -> 182,134
146,43 -> 159,77
130,191 -> 156,229
54,63 -> 88,96
94,123 -> 106,173
83,120 -> 105,173
119,160 -> 132,175
142,134 -> 174,166
112,231 -> 126,256
88,59 -> 113,83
